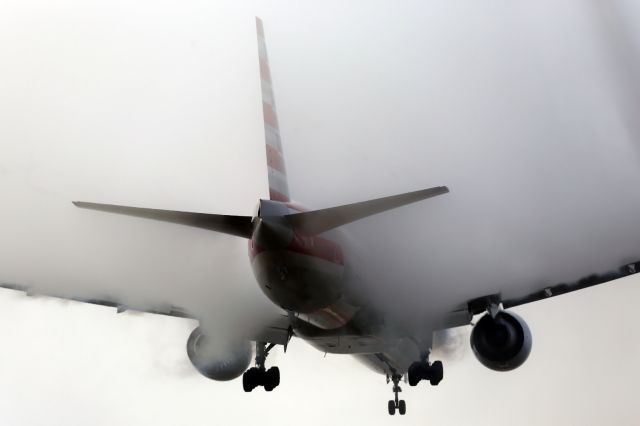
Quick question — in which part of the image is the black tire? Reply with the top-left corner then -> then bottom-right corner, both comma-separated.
264,367 -> 280,392
388,400 -> 396,415
398,400 -> 406,415
242,368 -> 258,392
271,367 -> 280,386
429,361 -> 443,386
408,362 -> 421,386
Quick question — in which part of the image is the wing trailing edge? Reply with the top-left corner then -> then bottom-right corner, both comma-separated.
72,202 -> 254,238
282,186 -> 449,235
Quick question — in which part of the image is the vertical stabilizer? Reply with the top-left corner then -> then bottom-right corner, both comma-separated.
256,17 -> 290,202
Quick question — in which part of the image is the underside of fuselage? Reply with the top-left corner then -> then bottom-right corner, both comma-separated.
247,199 -> 420,376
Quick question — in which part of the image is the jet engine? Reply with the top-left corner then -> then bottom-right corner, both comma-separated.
470,311 -> 532,371
186,327 -> 252,381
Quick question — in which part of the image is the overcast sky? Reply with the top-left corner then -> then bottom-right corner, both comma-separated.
1,0 -> 640,424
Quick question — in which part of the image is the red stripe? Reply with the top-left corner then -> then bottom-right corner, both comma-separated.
266,145 -> 286,173
287,233 -> 344,265
285,202 -> 308,212
316,306 -> 348,326
260,60 -> 271,82
248,238 -> 259,259
249,233 -> 344,266
263,101 -> 278,127
269,188 -> 289,202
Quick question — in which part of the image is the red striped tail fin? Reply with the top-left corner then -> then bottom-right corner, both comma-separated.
256,17 -> 290,203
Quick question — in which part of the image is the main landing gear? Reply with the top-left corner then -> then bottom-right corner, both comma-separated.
407,352 -> 443,387
387,374 -> 406,416
242,342 -> 280,392
385,350 -> 444,415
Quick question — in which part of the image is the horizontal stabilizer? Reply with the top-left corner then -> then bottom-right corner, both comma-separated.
73,202 -> 254,238
283,186 -> 449,235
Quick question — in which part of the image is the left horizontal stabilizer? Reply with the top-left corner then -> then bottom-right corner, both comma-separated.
73,202 -> 254,238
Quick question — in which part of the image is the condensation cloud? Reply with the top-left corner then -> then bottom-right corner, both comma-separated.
1,0 -> 640,344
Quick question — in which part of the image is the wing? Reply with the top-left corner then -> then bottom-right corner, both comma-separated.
0,282 -> 291,345
438,259 -> 640,329
0,282 -> 194,318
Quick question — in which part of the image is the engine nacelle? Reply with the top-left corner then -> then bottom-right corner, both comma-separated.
186,327 -> 252,381
470,311 -> 532,371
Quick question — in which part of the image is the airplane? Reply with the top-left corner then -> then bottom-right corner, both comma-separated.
2,17 -> 640,416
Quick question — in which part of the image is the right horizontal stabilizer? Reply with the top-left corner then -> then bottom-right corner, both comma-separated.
73,202 -> 254,238
283,186 -> 449,235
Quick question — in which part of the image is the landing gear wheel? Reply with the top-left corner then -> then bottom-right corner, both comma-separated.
264,367 -> 280,392
387,374 -> 405,415
242,367 -> 259,392
429,361 -> 443,386
408,358 -> 444,387
408,363 -> 421,386
243,343 -> 281,392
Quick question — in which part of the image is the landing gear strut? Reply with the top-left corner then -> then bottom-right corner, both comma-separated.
408,351 -> 443,387
387,374 -> 406,415
242,342 -> 280,392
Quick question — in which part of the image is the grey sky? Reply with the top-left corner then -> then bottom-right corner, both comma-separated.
1,0 -> 640,424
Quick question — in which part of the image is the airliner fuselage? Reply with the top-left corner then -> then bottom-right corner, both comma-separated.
249,198 -> 420,376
